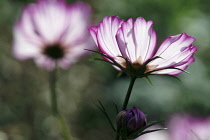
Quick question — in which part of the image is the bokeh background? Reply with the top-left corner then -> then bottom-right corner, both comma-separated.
1,0 -> 210,139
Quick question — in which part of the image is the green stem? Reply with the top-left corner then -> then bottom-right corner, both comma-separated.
50,68 -> 58,115
115,76 -> 137,140
49,67 -> 71,140
115,130 -> 120,140
121,76 -> 137,110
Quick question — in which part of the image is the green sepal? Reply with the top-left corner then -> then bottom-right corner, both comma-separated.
145,76 -> 153,85
85,49 -> 125,71
143,56 -> 163,66
136,56 -> 162,76
118,114 -> 128,138
145,67 -> 189,76
117,72 -> 123,78
139,128 -> 167,136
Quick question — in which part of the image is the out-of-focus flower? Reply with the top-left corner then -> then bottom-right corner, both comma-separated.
135,125 -> 169,140
13,0 -> 93,70
89,16 -> 197,77
168,114 -> 210,140
116,107 -> 147,136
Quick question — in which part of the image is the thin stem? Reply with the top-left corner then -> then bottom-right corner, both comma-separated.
115,76 -> 137,140
49,67 -> 71,140
121,76 -> 136,110
50,68 -> 58,115
115,131 -> 120,140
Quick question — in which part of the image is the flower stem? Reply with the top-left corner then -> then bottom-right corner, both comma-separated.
115,76 -> 137,140
49,67 -> 71,140
49,68 -> 58,115
121,76 -> 137,110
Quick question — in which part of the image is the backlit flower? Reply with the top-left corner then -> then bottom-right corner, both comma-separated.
13,0 -> 93,70
89,16 -> 197,77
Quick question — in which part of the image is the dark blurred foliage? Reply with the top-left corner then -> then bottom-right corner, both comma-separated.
1,0 -> 210,140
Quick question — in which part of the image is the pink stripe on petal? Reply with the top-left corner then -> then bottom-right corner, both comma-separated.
172,45 -> 197,67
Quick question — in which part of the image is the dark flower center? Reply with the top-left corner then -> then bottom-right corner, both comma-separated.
43,44 -> 65,59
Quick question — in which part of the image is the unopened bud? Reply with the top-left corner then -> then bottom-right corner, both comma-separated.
116,107 -> 147,135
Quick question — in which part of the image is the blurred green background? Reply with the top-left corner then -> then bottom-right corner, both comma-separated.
0,0 -> 210,139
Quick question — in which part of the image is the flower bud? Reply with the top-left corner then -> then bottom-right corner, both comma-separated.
116,107 -> 147,135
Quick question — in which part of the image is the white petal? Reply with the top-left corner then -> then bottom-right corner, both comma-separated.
31,0 -> 71,43
134,17 -> 157,63
149,33 -> 196,74
13,27 -> 42,60
97,16 -> 123,58
61,2 -> 92,46
116,18 -> 136,62
154,33 -> 196,60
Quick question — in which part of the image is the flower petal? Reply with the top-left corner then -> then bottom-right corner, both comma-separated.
96,16 -> 123,59
154,33 -> 196,61
59,36 -> 94,69
89,26 -> 99,46
13,25 -> 42,60
116,18 -> 137,62
31,0 -> 71,43
149,33 -> 196,75
134,17 -> 157,63
61,2 -> 92,46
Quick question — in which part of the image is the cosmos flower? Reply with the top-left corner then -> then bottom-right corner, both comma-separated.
89,16 -> 197,77
168,114 -> 210,140
13,0 -> 93,70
